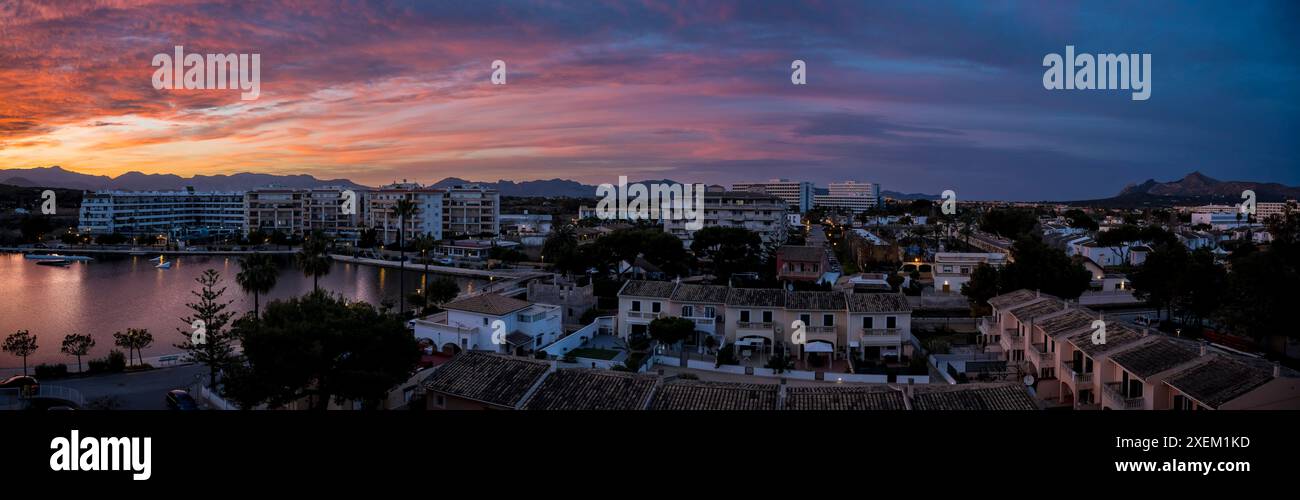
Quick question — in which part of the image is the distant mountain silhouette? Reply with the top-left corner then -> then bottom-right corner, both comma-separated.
427,177 -> 685,198
0,166 -> 368,191
1072,171 -> 1299,206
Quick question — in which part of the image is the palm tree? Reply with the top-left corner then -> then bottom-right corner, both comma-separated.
394,198 -> 419,315
295,231 -> 333,292
236,253 -> 278,318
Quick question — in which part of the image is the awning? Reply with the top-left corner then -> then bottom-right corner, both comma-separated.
505,331 -> 534,347
804,342 -> 834,353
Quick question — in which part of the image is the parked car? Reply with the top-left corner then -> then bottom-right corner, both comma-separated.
165,389 -> 198,410
0,375 -> 39,397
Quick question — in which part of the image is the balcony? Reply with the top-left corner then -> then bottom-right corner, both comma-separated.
1102,383 -> 1144,410
860,328 -> 902,345
1026,342 -> 1054,367
626,311 -> 663,320
999,330 -> 1024,352
976,316 -> 996,336
1061,360 -> 1093,387
736,321 -> 775,331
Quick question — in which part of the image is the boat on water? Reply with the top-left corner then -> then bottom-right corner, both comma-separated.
149,255 -> 165,262
155,261 -> 173,269
24,253 -> 94,261
36,259 -> 71,267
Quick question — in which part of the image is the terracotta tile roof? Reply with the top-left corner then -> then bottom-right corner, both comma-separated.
785,290 -> 847,310
617,280 -> 678,298
784,385 -> 906,410
1067,322 -> 1146,356
1036,308 -> 1099,338
670,284 -> 731,303
987,289 -> 1040,309
777,245 -> 825,262
1007,298 -> 1064,323
650,380 -> 779,410
442,293 -> 532,316
725,288 -> 787,307
522,369 -> 659,410
1110,337 -> 1201,379
422,352 -> 550,408
1165,356 -> 1278,409
910,383 -> 1040,410
846,293 -> 912,313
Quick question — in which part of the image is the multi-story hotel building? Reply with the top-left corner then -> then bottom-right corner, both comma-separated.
244,188 -> 306,235
78,188 -> 245,238
732,178 -> 814,213
244,186 -> 367,241
367,182 -> 444,244
812,180 -> 881,213
663,189 -> 789,248
442,184 -> 500,237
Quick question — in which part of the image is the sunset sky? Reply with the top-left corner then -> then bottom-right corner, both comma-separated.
0,0 -> 1296,199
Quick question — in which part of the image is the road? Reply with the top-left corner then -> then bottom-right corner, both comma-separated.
58,363 -> 207,410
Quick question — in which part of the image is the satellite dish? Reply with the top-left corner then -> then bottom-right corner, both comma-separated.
1023,375 -> 1036,387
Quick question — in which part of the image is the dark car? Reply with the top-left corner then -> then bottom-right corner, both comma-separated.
0,375 -> 39,397
165,389 -> 199,410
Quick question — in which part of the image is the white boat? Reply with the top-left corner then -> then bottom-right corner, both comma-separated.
155,261 -> 173,269
24,253 -> 93,261
149,255 -> 165,262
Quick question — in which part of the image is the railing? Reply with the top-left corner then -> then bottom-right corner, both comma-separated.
736,321 -> 774,330
807,325 -> 836,334
1103,383 -> 1144,410
627,311 -> 663,320
1061,361 -> 1093,387
861,328 -> 900,337
683,316 -> 718,327
412,312 -> 478,334
1028,342 -> 1055,365
977,316 -> 996,336
1000,330 -> 1024,351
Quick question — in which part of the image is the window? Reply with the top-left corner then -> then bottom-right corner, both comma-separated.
799,313 -> 811,325
862,316 -> 874,329
740,310 -> 751,322
703,306 -> 716,318
682,305 -> 694,317
762,310 -> 773,323
822,314 -> 834,327
482,317 -> 489,326
886,316 -> 897,329
631,300 -> 641,312
652,302 -> 661,313
434,395 -> 446,408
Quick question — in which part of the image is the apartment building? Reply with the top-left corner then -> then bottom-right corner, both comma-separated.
367,182 -> 444,244
732,178 -> 814,212
812,180 -> 881,213
933,252 -> 1007,293
981,288 -> 1300,410
616,280 -> 912,362
663,189 -> 789,247
78,188 -> 245,237
776,245 -> 829,282
526,275 -> 596,327
244,188 -> 306,235
443,184 -> 500,237
411,293 -> 561,356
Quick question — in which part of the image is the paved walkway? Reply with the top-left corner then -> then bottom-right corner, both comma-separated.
56,363 -> 207,410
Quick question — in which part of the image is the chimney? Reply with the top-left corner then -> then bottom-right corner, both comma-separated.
1036,289 -> 1041,298
1274,362 -> 1282,378
1199,340 -> 1208,356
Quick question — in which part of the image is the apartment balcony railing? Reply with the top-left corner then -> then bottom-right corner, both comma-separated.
1102,382 -> 1145,410
999,330 -> 1024,351
976,316 -> 996,336
859,328 -> 901,345
1061,361 -> 1094,387
736,321 -> 775,330
1027,342 -> 1055,366
684,316 -> 718,327
807,325 -> 836,334
626,311 -> 663,320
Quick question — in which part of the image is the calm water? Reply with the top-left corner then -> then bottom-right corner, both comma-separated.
0,253 -> 484,368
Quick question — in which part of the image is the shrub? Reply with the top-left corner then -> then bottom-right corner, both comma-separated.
88,349 -> 128,374
35,363 -> 69,379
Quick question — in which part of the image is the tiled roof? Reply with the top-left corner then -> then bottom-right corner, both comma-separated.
786,291 -> 847,310
1068,322 -> 1146,356
504,331 -> 534,347
618,280 -> 678,298
725,288 -> 787,307
422,352 -> 550,408
777,245 -> 825,262
1165,357 -> 1277,409
846,293 -> 912,313
910,383 -> 1039,410
1037,308 -> 1099,338
1008,298 -> 1064,323
442,293 -> 532,316
650,380 -> 779,410
522,369 -> 658,410
670,284 -> 730,304
987,289 -> 1040,309
784,386 -> 906,410
1110,338 -> 1201,379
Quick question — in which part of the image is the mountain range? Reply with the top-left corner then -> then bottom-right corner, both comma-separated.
0,166 -> 367,192
1069,171 -> 1300,207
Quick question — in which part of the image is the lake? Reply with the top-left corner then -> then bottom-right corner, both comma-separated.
0,252 -> 484,369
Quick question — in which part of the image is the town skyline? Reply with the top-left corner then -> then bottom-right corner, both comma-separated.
1,1 -> 1296,200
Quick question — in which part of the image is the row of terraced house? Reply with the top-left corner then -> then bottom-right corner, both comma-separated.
616,280 -> 915,362
979,289 -> 1300,410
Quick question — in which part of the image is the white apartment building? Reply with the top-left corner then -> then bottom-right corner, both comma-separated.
411,293 -> 562,356
443,184 -> 500,237
78,188 -> 244,237
813,181 -> 880,213
732,178 -> 814,213
933,252 -> 1007,294
244,188 -> 306,235
663,189 -> 789,247
367,182 -> 444,244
